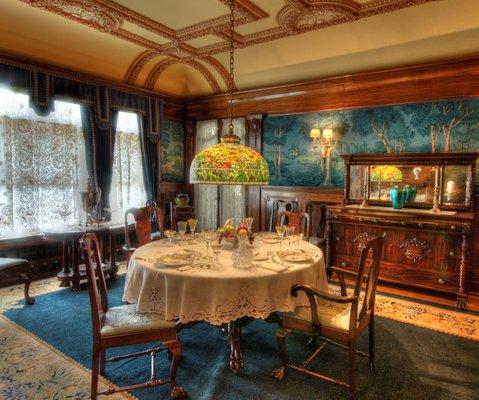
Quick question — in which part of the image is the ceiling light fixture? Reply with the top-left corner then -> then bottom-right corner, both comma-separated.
189,0 -> 269,185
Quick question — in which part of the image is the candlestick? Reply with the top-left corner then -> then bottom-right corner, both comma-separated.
360,166 -> 369,208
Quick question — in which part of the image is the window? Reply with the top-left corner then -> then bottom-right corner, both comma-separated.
0,88 -> 86,232
109,111 -> 146,222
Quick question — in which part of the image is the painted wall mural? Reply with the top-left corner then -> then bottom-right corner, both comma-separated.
161,119 -> 185,183
263,99 -> 479,188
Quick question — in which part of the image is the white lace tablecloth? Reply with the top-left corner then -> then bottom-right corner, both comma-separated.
123,235 -> 328,325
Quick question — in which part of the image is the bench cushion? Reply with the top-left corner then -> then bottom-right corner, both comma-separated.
0,258 -> 29,271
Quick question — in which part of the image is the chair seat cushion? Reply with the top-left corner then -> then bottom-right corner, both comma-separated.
101,304 -> 176,338
283,298 -> 354,331
0,258 -> 29,271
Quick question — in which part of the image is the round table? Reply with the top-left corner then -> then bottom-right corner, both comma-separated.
44,224 -> 123,290
123,233 -> 328,372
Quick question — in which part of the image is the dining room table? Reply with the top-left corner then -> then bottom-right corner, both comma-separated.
123,232 -> 328,373
43,223 -> 124,290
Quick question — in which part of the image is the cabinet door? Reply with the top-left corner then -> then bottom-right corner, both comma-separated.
384,229 -> 460,275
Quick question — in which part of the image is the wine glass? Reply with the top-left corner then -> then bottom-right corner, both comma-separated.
187,218 -> 198,238
164,229 -> 175,243
211,241 -> 223,270
202,228 -> 213,258
297,232 -> 304,247
285,226 -> 295,247
177,221 -> 188,244
275,225 -> 286,250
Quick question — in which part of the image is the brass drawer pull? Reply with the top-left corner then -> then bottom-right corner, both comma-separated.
340,261 -> 349,267
438,278 -> 445,284
449,251 -> 455,257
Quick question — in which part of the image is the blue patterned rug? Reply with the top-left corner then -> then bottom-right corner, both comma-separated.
4,275 -> 479,400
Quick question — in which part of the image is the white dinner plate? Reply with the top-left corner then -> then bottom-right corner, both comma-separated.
277,250 -> 312,263
155,254 -> 192,267
253,252 -> 268,261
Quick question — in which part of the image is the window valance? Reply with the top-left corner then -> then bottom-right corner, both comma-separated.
0,61 -> 163,141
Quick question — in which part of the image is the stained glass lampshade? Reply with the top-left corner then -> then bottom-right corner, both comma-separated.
189,132 -> 269,185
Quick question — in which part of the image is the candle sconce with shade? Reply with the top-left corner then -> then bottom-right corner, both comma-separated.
309,127 -> 335,159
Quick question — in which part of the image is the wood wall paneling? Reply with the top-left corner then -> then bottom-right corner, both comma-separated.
185,56 -> 479,120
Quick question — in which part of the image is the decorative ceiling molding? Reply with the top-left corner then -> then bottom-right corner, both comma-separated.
18,0 -> 440,94
124,49 -> 158,85
144,57 -> 222,95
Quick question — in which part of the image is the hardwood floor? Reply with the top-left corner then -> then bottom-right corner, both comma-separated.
375,282 -> 479,312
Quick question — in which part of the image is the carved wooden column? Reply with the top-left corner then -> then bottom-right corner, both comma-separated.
457,222 -> 471,309
246,115 -> 263,232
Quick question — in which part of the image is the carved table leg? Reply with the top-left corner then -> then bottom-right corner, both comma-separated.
59,240 -> 70,287
228,320 -> 244,374
70,239 -> 80,291
18,269 -> 35,305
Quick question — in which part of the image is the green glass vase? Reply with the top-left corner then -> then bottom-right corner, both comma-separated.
390,186 -> 406,210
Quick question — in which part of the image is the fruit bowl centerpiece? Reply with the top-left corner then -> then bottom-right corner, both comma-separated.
217,222 -> 254,248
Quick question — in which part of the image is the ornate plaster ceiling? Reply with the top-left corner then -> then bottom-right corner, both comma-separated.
0,0 -> 479,97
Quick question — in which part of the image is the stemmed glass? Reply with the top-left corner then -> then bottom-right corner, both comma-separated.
187,218 -> 198,238
202,228 -> 214,258
297,232 -> 304,247
275,225 -> 286,250
177,221 -> 188,244
285,226 -> 295,247
164,229 -> 175,243
211,236 -> 223,270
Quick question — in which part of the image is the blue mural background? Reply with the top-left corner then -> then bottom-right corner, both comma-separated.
161,119 -> 185,183
263,99 -> 479,188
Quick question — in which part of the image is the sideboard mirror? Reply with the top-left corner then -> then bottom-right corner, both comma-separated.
342,153 -> 478,212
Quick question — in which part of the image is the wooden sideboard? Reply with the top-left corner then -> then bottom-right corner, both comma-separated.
326,204 -> 474,308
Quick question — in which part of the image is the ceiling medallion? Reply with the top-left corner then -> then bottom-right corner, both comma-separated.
23,0 -> 122,32
294,6 -> 353,30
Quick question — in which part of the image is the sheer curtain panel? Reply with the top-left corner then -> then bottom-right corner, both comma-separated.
219,118 -> 246,224
109,111 -> 147,222
194,120 -> 219,230
0,88 -> 87,232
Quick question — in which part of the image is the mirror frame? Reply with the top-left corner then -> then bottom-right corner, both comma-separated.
342,153 -> 479,212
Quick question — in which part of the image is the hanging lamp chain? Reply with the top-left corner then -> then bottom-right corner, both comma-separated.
220,0 -> 240,144
228,0 -> 235,131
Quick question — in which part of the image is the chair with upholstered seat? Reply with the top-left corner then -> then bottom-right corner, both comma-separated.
276,211 -> 311,242
123,205 -> 164,265
81,233 -> 186,399
0,258 -> 35,304
272,233 -> 386,400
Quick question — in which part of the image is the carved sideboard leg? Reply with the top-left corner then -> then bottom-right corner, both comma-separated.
457,231 -> 469,309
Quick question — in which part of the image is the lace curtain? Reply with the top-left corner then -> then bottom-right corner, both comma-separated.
109,111 -> 147,223
0,88 -> 87,232
194,120 -> 218,230
220,118 -> 246,223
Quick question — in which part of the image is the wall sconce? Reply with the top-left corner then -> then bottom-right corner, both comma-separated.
310,128 -> 321,149
310,127 -> 335,158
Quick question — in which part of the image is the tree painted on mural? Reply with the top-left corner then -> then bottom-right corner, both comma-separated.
366,107 -> 410,153
412,101 -> 476,153
263,119 -> 291,179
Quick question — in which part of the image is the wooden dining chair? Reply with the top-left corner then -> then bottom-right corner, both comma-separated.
306,201 -> 328,251
123,205 -> 164,265
272,233 -> 386,400
81,233 -> 186,400
276,211 -> 311,241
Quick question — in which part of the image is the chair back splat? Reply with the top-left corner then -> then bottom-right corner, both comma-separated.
276,211 -> 311,241
124,206 -> 164,248
81,233 -> 109,338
